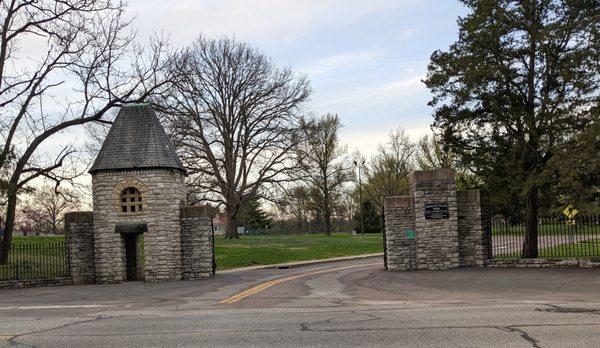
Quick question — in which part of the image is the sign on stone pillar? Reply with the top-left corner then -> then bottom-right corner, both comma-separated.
409,168 -> 459,270
384,168 -> 490,271
424,202 -> 449,219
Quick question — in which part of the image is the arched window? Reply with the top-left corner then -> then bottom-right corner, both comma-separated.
120,187 -> 143,213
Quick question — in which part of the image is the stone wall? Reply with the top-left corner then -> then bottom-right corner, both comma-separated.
487,258 -> 600,268
180,206 -> 215,280
92,168 -> 185,283
410,169 -> 460,270
0,277 -> 72,289
64,211 -> 95,284
384,196 -> 416,271
457,190 -> 491,267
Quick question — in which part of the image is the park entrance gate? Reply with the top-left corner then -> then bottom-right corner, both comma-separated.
383,168 -> 491,271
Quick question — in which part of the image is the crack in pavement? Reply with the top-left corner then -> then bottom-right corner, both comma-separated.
496,326 -> 541,348
553,277 -> 581,293
7,316 -> 109,347
6,302 -> 600,345
536,304 -> 600,315
296,322 -> 600,335
6,322 -> 600,338
300,310 -> 382,331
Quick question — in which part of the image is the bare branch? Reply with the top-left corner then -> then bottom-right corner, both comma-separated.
159,36 -> 310,238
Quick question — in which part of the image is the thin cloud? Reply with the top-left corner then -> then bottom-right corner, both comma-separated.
341,125 -> 431,158
129,0 -> 408,44
299,50 -> 382,76
317,75 -> 425,110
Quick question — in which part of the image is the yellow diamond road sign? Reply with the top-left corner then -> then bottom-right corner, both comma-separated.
562,205 -> 579,220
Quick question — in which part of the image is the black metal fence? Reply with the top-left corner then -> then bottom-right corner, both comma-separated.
492,215 -> 600,258
0,242 -> 69,281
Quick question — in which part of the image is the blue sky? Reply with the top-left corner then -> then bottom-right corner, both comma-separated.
129,0 -> 467,156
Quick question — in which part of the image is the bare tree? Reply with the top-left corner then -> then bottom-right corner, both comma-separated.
362,128 -> 415,210
20,184 -> 79,235
416,134 -> 480,190
0,0 -> 170,262
160,36 -> 310,239
298,114 -> 350,236
337,189 -> 357,233
415,134 -> 452,170
278,185 -> 311,234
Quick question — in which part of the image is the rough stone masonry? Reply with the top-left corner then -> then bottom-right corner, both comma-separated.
384,168 -> 491,271
65,104 -> 214,284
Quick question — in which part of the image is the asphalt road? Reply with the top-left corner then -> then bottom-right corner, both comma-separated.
1,257 -> 600,347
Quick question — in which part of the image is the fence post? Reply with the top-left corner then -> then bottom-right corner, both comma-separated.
15,244 -> 19,280
381,204 -> 387,271
211,218 -> 216,275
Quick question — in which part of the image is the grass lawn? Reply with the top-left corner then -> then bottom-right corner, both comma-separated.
494,238 -> 600,259
492,224 -> 600,236
12,235 -> 65,244
536,238 -> 600,258
3,233 -> 383,276
215,233 -> 383,270
1,236 -> 69,280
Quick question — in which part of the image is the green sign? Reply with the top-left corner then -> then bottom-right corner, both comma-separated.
405,229 -> 416,240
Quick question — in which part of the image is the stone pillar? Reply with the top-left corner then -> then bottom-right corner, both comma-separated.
410,169 -> 459,270
457,190 -> 492,266
64,212 -> 95,284
384,196 -> 415,271
180,206 -> 215,280
384,168 -> 492,272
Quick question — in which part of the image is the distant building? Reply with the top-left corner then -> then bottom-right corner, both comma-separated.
18,220 -> 34,236
212,214 -> 227,235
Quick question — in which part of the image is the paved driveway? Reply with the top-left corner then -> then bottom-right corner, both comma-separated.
1,257 -> 600,347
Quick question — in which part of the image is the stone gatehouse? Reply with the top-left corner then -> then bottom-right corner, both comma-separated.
384,168 -> 491,271
65,104 -> 214,284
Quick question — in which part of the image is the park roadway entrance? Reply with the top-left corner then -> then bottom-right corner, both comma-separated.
2,256 -> 600,347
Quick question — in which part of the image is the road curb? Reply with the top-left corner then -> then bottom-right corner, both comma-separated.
217,253 -> 384,274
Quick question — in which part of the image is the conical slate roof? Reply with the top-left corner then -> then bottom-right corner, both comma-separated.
89,104 -> 186,174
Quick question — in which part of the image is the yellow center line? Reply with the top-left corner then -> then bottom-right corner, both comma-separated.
219,262 -> 381,304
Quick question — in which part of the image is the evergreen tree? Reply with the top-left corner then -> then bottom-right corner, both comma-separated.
424,0 -> 600,257
545,113 -> 600,213
353,200 -> 381,234
239,197 -> 273,232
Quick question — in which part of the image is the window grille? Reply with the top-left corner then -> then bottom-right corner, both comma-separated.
120,187 -> 143,213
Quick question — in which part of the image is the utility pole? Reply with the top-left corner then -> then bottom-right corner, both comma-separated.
354,159 -> 365,236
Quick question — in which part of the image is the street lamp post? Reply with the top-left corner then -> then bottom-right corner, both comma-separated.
354,159 -> 365,236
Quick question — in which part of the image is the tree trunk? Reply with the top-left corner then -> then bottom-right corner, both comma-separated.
225,210 -> 239,239
324,211 -> 332,236
522,185 -> 539,258
52,216 -> 58,235
0,189 -> 17,264
522,3 -> 539,259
